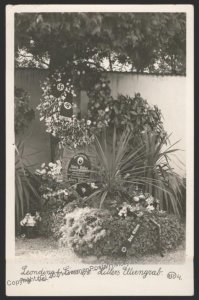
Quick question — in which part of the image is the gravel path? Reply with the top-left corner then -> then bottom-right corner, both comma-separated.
15,237 -> 185,265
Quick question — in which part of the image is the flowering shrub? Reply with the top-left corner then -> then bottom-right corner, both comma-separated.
59,207 -> 184,258
35,161 -> 76,208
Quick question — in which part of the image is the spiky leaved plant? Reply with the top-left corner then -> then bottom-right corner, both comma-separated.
15,140 -> 41,234
85,127 -> 184,216
140,131 -> 185,216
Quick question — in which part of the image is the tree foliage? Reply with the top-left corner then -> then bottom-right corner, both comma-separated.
15,12 -> 186,74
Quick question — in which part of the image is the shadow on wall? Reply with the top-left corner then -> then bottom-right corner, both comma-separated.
15,69 -> 51,171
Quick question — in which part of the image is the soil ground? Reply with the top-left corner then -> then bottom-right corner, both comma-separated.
15,237 -> 185,265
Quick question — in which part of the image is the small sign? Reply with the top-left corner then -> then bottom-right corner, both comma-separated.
120,221 -> 142,255
67,153 -> 92,197
67,153 -> 91,183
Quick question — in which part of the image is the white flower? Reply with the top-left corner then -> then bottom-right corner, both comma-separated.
124,173 -> 130,179
136,211 -> 144,217
139,194 -> 146,200
56,160 -> 61,166
133,196 -> 140,202
87,120 -> 91,126
64,190 -> 68,196
105,107 -> 109,112
35,169 -> 42,175
30,39 -> 34,46
40,169 -> 46,175
146,196 -> 154,205
146,205 -> 154,212
45,117 -> 52,123
41,163 -> 45,168
40,116 -> 44,121
49,162 -> 54,167
90,182 -> 98,189
81,188 -> 86,194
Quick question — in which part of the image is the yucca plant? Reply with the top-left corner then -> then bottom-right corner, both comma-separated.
140,131 -> 185,216
85,127 -> 151,208
85,127 -> 185,217
15,140 -> 41,234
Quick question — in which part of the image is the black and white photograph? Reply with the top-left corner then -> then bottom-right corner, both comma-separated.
6,4 -> 194,296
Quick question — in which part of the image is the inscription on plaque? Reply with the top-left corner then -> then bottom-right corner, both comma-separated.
68,153 -> 91,182
67,153 -> 92,197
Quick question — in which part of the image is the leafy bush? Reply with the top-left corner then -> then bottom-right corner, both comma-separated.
59,207 -> 184,258
39,209 -> 65,239
88,93 -> 166,139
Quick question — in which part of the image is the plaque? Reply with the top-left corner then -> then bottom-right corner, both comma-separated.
67,153 -> 91,183
67,153 -> 92,197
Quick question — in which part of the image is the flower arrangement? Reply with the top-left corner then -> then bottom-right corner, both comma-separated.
37,65 -> 111,149
59,208 -> 111,253
35,161 -> 73,208
58,206 -> 184,258
116,187 -> 160,217
37,74 -> 95,149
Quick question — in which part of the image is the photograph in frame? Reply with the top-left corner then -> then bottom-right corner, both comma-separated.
6,4 -> 194,296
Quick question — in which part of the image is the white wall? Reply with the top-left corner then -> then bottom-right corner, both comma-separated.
15,69 -> 186,175
108,73 -> 186,176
